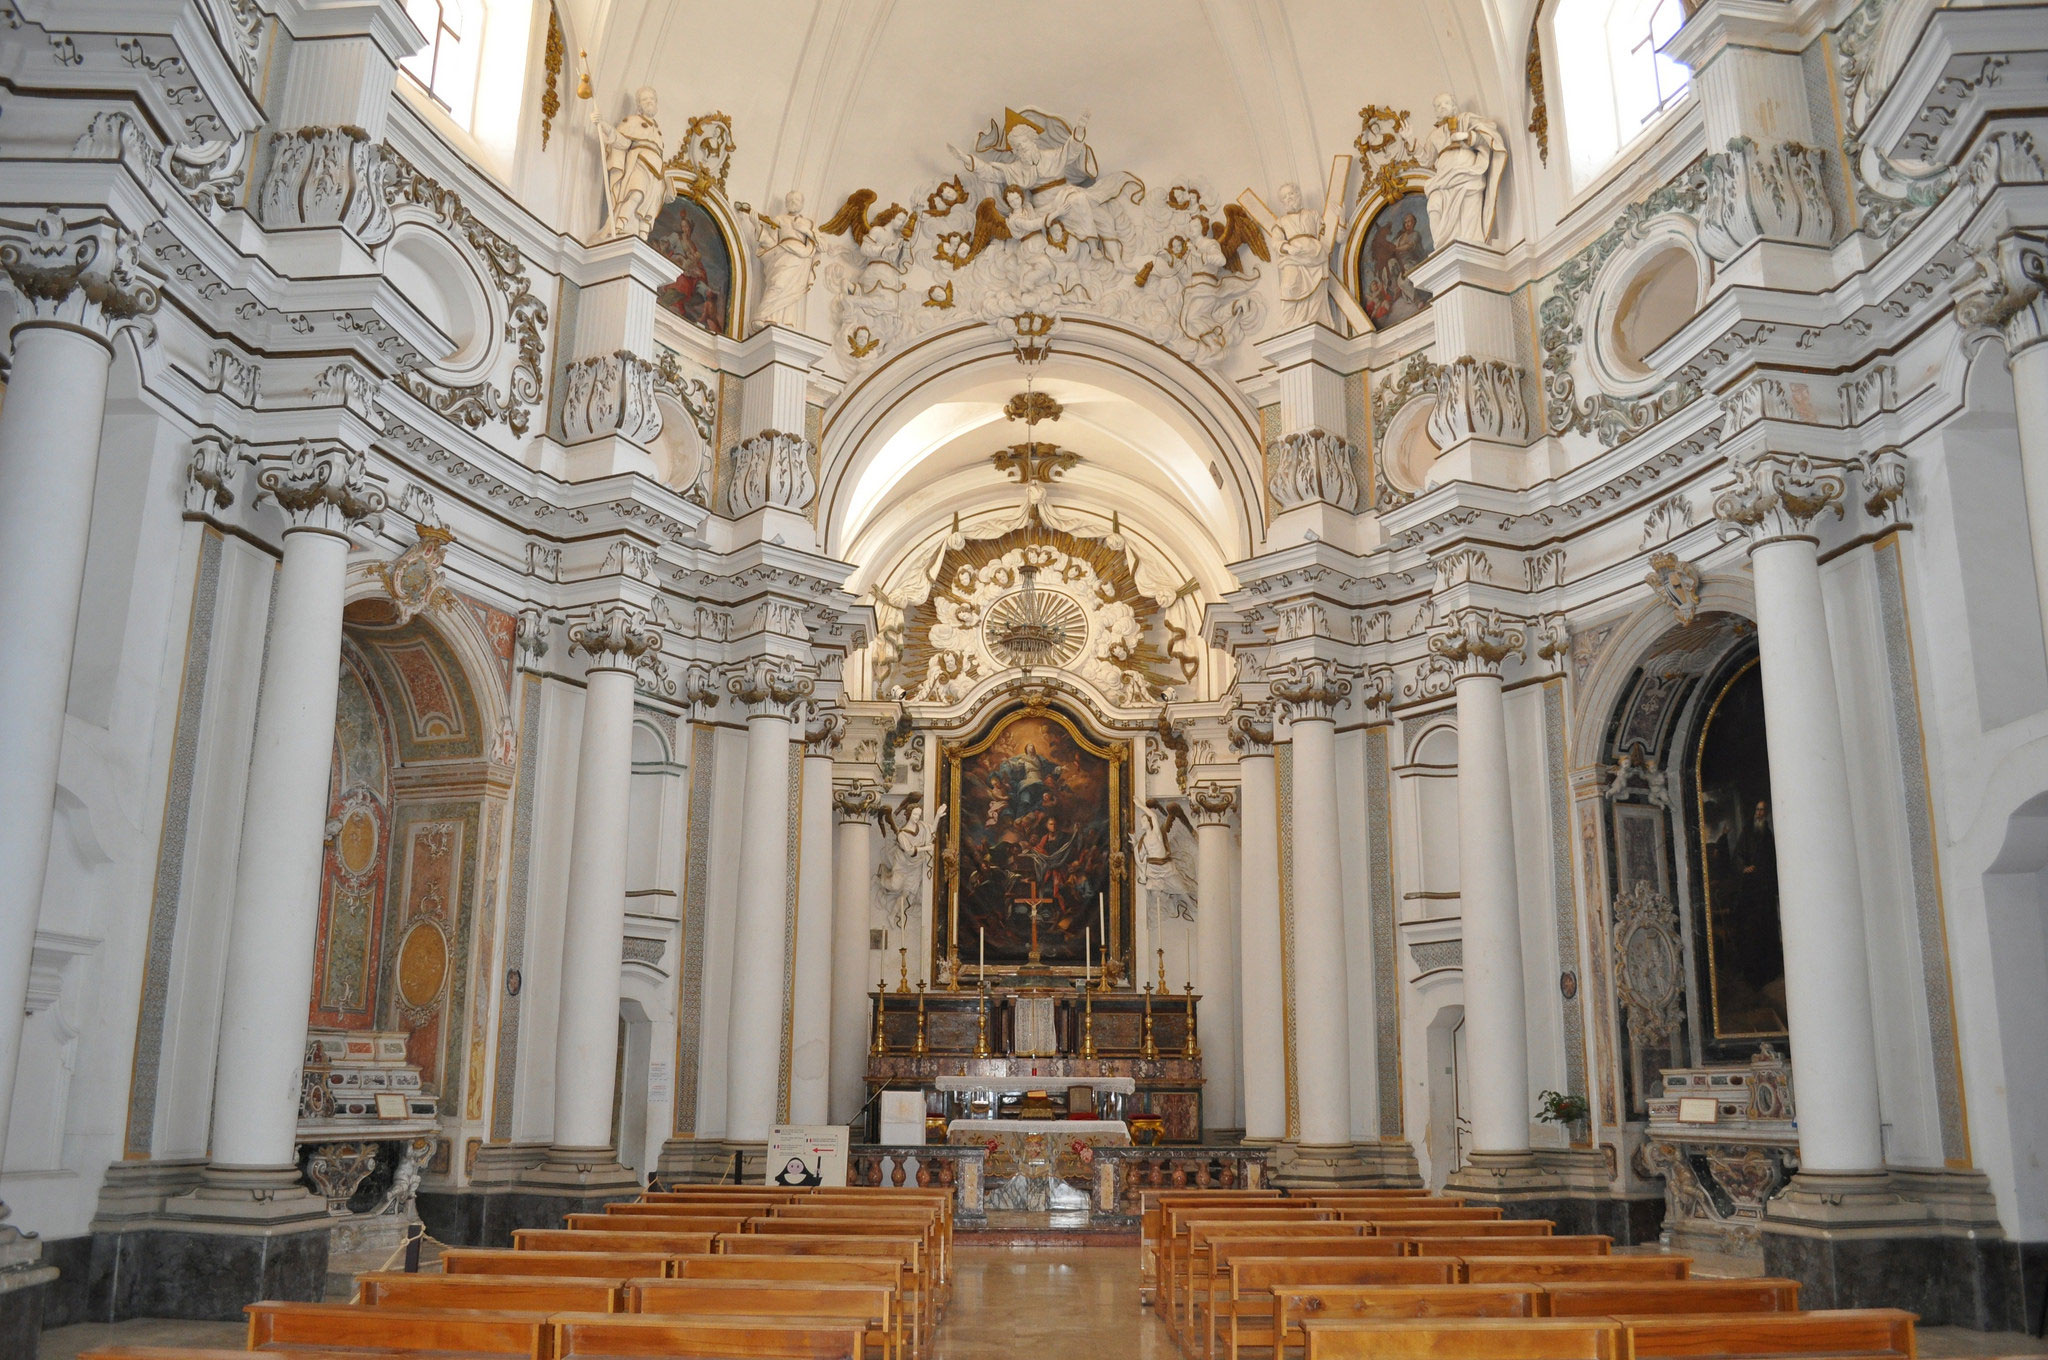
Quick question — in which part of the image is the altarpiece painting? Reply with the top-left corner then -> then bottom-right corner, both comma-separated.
1692,657 -> 1788,1048
940,704 -> 1129,978
649,193 -> 733,337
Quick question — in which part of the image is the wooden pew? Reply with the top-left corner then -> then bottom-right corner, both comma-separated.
1543,1278 -> 1799,1316
673,1256 -> 911,1360
767,1203 -> 950,1284
441,1247 -> 674,1278
1269,1282 -> 1543,1356
1182,1224 -> 1381,1340
746,1216 -> 943,1293
713,1233 -> 931,1343
1410,1235 -> 1610,1257
1140,1190 -> 1285,1301
512,1227 -> 715,1255
1222,1257 -> 1461,1360
244,1301 -> 547,1355
1330,1205 -> 1505,1222
1300,1316 -> 1624,1360
1368,1218 -> 1554,1237
1161,1207 -> 1333,1327
629,1278 -> 896,1360
89,1351 -> 477,1360
554,1312 -> 868,1359
1297,1191 -> 1467,1203
1461,1255 -> 1687,1283
647,1187 -> 810,1202
1621,1309 -> 1918,1359
566,1211 -> 748,1233
355,1270 -> 624,1312
608,1200 -> 788,1216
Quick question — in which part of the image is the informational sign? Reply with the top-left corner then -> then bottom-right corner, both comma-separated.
1676,1096 -> 1720,1125
765,1125 -> 849,1187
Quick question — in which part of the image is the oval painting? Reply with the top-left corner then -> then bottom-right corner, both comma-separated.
649,194 -> 733,337
1355,192 -> 1434,330
395,918 -> 449,1012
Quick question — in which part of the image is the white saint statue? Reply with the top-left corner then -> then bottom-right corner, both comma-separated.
1130,803 -> 1198,922
1269,181 -> 1342,330
750,191 -> 821,331
592,85 -> 668,241
1421,92 -> 1508,246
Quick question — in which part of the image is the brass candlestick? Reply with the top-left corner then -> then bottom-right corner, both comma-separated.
897,947 -> 911,994
974,983 -> 991,1057
945,948 -> 962,992
872,982 -> 888,1055
1081,984 -> 1097,1058
1183,981 -> 1200,1058
1141,983 -> 1158,1060
914,981 -> 928,1055
1156,948 -> 1167,992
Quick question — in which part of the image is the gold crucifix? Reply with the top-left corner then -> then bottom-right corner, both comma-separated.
1013,879 -> 1056,965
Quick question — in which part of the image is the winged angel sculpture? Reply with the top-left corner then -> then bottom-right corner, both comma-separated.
820,109 -> 1269,368
1131,800 -> 1199,924
875,795 -> 946,930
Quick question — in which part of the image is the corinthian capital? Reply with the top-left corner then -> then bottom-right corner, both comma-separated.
1357,664 -> 1397,721
568,604 -> 663,672
804,703 -> 847,756
834,781 -> 883,821
1269,660 -> 1353,721
1226,701 -> 1276,754
1428,608 -> 1526,680
1712,450 -> 1846,548
256,442 -> 387,537
729,655 -> 816,719
1189,782 -> 1238,826
1955,230 -> 2048,357
0,207 -> 163,344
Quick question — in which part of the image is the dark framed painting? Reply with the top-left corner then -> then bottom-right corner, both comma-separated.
1353,191 -> 1434,330
648,193 -> 733,337
1691,656 -> 1789,1046
941,704 -> 1128,980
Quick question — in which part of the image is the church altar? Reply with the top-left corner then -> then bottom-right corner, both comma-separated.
945,1119 -> 1132,1213
865,986 -> 1205,1143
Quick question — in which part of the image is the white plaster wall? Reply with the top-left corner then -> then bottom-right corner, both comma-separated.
509,676 -> 582,1144
152,533 -> 273,1163
1335,725 -> 1379,1140
1505,682 -> 1565,1151
689,721 -> 749,1140
1819,548 -> 1945,1169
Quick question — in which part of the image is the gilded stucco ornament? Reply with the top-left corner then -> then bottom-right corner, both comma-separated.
255,442 -> 387,536
568,604 -> 663,671
0,207 -> 163,343
1427,608 -> 1526,679
1646,552 -> 1704,627
1712,452 -> 1848,548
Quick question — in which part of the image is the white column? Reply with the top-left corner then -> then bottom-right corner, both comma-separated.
1957,232 -> 2048,657
538,605 -> 662,1184
829,785 -> 881,1124
1433,610 -> 1533,1174
184,445 -> 385,1219
1714,454 -> 1885,1174
0,213 -> 158,1198
1270,663 -> 1355,1150
724,657 -> 814,1143
1231,705 -> 1286,1143
1191,783 -> 1241,1133
788,709 -> 842,1125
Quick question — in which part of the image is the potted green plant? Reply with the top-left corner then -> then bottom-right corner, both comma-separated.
1535,1089 -> 1590,1136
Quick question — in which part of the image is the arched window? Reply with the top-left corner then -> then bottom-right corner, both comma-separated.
1552,0 -> 1693,188
399,0 -> 483,127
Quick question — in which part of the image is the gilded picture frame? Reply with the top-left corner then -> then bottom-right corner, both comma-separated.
938,700 -> 1130,982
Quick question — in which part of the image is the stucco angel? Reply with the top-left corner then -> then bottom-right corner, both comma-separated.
1130,801 -> 1199,922
875,796 -> 946,929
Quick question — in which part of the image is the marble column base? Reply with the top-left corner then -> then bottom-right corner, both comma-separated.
1444,1149 -> 1557,1195
1757,1170 -> 2037,1327
1269,1142 -> 1380,1189
158,1164 -> 331,1229
657,1138 -> 771,1187
520,1145 -> 641,1194
70,1223 -> 330,1321
0,1227 -> 58,1360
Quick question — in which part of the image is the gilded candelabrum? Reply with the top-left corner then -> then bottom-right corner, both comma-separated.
1081,983 -> 1097,1059
974,983 -> 991,1057
914,980 -> 928,1056
872,979 -> 888,1055
1141,983 -> 1158,1060
1183,981 -> 1200,1059
897,947 -> 911,994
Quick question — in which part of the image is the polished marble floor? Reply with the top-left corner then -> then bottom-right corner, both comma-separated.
38,1245 -> 2048,1360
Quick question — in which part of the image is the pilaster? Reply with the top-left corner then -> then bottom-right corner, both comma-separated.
1409,243 -> 1533,489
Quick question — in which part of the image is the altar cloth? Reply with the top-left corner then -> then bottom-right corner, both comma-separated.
934,1075 -> 1136,1095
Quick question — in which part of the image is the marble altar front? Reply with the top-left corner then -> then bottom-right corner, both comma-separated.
946,1119 -> 1132,1212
